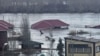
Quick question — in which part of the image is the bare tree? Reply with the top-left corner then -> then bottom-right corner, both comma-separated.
20,14 -> 30,41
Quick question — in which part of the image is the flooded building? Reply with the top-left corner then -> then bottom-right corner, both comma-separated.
64,36 -> 100,56
0,20 -> 13,51
31,19 -> 69,30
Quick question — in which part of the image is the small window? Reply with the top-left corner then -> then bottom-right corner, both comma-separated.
68,44 -> 91,53
96,46 -> 100,52
69,44 -> 88,48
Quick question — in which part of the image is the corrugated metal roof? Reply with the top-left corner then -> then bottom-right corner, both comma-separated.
0,25 -> 8,31
31,19 -> 69,30
0,20 -> 13,31
0,20 -> 13,28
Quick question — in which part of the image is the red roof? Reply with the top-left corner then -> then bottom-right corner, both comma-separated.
0,25 -> 8,31
0,20 -> 13,28
0,20 -> 14,31
31,19 -> 69,30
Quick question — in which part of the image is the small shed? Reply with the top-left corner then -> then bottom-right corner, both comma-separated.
21,40 -> 43,54
31,19 -> 69,30
21,40 -> 43,49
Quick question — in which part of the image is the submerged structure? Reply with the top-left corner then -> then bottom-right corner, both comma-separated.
0,20 -> 13,51
31,19 -> 69,30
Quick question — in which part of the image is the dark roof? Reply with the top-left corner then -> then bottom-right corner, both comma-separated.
65,36 -> 100,43
90,25 -> 100,29
31,19 -> 69,30
21,40 -> 43,45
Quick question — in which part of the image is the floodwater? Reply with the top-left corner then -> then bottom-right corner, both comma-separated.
0,13 -> 100,56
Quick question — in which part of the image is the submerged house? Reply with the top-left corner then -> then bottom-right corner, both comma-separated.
64,36 -> 100,56
0,20 -> 13,51
31,19 -> 69,30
